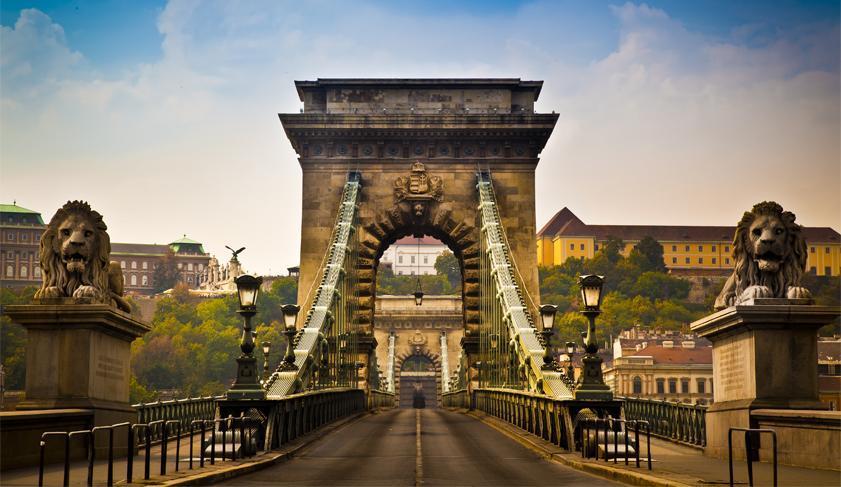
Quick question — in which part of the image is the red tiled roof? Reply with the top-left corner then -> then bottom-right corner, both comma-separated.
112,243 -> 170,254
539,209 -> 840,243
393,236 -> 445,245
627,344 -> 712,365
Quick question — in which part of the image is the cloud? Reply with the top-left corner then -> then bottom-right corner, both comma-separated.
1,2 -> 838,273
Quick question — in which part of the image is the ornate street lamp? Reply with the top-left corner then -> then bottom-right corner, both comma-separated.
565,341 -> 576,379
413,288 -> 424,307
261,340 -> 272,382
279,304 -> 300,371
539,304 -> 558,370
574,275 -> 612,400
227,274 -> 265,400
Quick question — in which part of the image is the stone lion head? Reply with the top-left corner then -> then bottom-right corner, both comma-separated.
34,200 -> 112,303
715,201 -> 811,309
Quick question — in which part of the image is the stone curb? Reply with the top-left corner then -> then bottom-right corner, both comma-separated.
459,409 -> 693,487
126,411 -> 372,486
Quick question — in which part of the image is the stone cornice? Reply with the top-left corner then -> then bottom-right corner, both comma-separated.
5,302 -> 151,340
690,300 -> 841,339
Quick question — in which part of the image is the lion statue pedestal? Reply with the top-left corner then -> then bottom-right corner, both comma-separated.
1,202 -> 150,467
690,202 -> 841,469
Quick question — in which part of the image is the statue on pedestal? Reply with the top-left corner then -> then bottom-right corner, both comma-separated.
714,201 -> 811,310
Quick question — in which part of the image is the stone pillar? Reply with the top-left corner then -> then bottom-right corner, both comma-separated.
4,301 -> 150,457
690,298 -> 840,459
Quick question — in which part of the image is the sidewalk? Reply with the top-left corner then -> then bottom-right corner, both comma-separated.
467,410 -> 841,487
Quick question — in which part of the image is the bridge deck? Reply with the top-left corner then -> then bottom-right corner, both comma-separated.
221,408 -> 618,486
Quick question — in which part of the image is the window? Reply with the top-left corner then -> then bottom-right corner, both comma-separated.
20,265 -> 27,277
398,256 -> 403,263
6,251 -> 12,259
131,261 -> 137,269
681,379 -> 689,393
697,379 -> 706,394
725,258 -> 731,265
423,256 -> 428,264
685,257 -> 690,264
177,263 -> 182,269
580,244 -> 585,250
698,258 -> 703,264
120,261 -> 126,269
21,233 -> 27,241
672,257 -> 677,264
142,261 -> 148,270
142,275 -> 148,286
711,245 -> 716,252
825,267 -> 832,276
198,263 -> 203,270
671,245 -> 677,252
5,265 -> 13,277
411,256 -> 415,264
130,275 -> 137,286
656,379 -> 665,394
698,245 -> 703,252
668,378 -> 677,394
712,258 -> 717,264
570,243 -> 574,250
725,246 -> 730,253
685,245 -> 690,252
811,247 -> 815,253
594,244 -> 599,251
826,247 -> 831,254
633,376 -> 642,394
34,265 -> 41,278
188,263 -> 194,271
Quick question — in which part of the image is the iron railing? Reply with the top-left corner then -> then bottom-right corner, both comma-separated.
265,388 -> 366,449
473,388 -> 574,449
133,395 -> 222,443
265,173 -> 361,397
476,173 -> 571,398
728,427 -> 777,487
579,417 -> 651,470
442,389 -> 470,409
621,396 -> 707,447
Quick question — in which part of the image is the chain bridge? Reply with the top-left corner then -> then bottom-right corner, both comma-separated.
6,79 -> 840,487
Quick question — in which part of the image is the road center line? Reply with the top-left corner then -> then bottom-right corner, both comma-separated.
415,409 -> 424,486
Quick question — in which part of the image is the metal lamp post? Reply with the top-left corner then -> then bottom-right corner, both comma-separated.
261,341 -> 271,383
227,274 -> 266,400
538,304 -> 558,370
574,274 -> 613,400
565,341 -> 576,379
279,304 -> 300,371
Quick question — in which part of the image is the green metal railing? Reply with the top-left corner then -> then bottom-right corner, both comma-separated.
265,388 -> 366,449
476,173 -> 571,398
133,396 -> 222,443
621,396 -> 707,447
265,173 -> 362,397
473,388 -> 574,449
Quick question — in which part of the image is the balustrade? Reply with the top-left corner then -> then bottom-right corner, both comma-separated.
620,396 -> 707,447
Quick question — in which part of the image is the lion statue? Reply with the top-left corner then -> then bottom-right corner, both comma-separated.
34,200 -> 131,312
714,201 -> 811,310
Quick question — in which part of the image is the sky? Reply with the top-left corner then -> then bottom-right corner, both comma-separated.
1,0 -> 839,275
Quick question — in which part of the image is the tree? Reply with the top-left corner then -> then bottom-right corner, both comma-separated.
1,286 -> 35,390
152,248 -> 179,293
434,251 -> 461,290
600,236 -> 625,264
630,236 -> 666,272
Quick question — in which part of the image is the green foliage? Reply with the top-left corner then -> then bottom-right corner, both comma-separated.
434,251 -> 462,291
0,286 -> 36,390
130,277 -> 297,398
539,236 -> 707,344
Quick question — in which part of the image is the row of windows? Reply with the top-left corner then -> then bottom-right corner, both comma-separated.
5,251 -> 36,260
3,230 -> 40,242
397,255 -> 429,264
631,376 -> 711,395
119,260 -> 204,271
671,257 -> 731,265
670,244 -> 729,253
811,247 -> 834,254
4,264 -> 40,278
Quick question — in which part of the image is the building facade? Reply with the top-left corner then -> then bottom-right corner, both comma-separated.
602,328 -> 714,404
818,337 -> 841,410
379,236 -> 449,275
0,204 -> 45,288
1,203 -> 210,295
537,207 -> 841,276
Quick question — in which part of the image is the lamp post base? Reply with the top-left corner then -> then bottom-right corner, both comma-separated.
227,356 -> 266,400
574,354 -> 613,401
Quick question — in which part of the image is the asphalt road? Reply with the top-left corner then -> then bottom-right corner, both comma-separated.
221,408 -> 622,486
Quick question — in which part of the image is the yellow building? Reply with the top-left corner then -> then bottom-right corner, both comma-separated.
537,208 -> 841,276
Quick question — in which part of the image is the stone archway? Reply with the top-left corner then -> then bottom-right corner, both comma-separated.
395,348 -> 441,408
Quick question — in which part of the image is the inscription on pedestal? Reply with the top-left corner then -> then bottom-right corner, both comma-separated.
713,336 -> 753,402
95,355 -> 125,382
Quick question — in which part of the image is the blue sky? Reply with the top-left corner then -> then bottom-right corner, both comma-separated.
1,1 -> 839,273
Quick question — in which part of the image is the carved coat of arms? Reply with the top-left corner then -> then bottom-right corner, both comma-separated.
394,162 -> 443,204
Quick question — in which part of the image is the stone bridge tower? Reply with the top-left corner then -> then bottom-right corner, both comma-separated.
279,78 -> 558,358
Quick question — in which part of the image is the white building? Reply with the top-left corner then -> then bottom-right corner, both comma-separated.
380,236 -> 448,275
